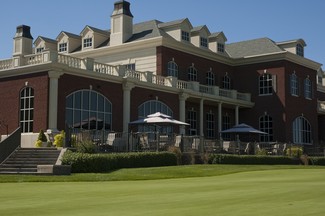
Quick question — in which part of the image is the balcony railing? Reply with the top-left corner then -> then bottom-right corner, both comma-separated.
0,50 -> 252,103
318,100 -> 325,114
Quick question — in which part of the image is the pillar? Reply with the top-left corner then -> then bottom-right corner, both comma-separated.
122,81 -> 134,135
235,105 -> 239,125
179,93 -> 188,135
200,99 -> 204,137
48,71 -> 63,130
218,103 -> 222,137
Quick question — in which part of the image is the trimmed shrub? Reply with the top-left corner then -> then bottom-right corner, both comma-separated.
210,154 -> 299,165
285,146 -> 303,158
61,151 -> 178,173
54,130 -> 65,147
309,157 -> 325,166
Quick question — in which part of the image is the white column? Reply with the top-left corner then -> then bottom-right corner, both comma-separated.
179,93 -> 188,135
218,103 -> 222,136
235,106 -> 239,125
48,71 -> 63,130
200,99 -> 204,137
122,82 -> 134,135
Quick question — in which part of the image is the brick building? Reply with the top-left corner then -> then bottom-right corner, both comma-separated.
0,0 -> 323,149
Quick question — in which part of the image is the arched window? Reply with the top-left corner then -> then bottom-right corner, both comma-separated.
188,66 -> 197,81
222,74 -> 231,89
65,90 -> 112,130
293,116 -> 311,144
290,72 -> 299,96
259,115 -> 273,142
167,61 -> 178,77
138,100 -> 173,134
296,44 -> 304,57
304,78 -> 312,99
20,87 -> 34,133
206,71 -> 215,86
259,73 -> 273,95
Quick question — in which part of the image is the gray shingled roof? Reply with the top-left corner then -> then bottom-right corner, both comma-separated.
157,18 -> 188,28
38,36 -> 57,44
86,25 -> 110,36
226,38 -> 284,58
61,31 -> 81,39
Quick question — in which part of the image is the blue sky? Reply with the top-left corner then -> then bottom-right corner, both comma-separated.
1,0 -> 324,67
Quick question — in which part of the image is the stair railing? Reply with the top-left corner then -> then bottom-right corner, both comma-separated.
0,127 -> 21,164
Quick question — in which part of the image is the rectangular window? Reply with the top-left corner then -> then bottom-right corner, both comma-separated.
290,74 -> 299,96
259,74 -> 273,95
36,47 -> 44,53
125,63 -> 136,71
304,79 -> 312,99
181,31 -> 190,42
206,112 -> 215,138
217,43 -> 225,53
83,38 -> 93,48
200,37 -> 208,48
59,43 -> 67,52
188,110 -> 197,135
222,115 -> 231,140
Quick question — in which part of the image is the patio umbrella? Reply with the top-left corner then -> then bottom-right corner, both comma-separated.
129,112 -> 189,126
220,123 -> 267,134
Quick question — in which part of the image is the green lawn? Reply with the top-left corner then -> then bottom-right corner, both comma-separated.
0,166 -> 325,215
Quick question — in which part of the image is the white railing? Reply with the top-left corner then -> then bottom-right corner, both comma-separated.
58,54 -> 81,69
93,62 -> 118,76
0,59 -> 13,70
25,54 -> 43,65
0,52 -> 252,103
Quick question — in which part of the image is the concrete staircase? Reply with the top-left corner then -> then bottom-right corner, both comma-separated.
0,148 -> 61,174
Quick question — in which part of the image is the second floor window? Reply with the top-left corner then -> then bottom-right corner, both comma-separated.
304,78 -> 312,99
83,38 -> 92,48
206,71 -> 215,86
167,61 -> 178,77
259,73 -> 273,95
222,74 -> 231,89
36,47 -> 44,53
188,66 -> 197,81
290,73 -> 299,96
59,43 -> 67,52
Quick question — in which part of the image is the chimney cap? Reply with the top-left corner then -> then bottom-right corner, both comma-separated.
112,0 -> 133,17
15,25 -> 33,39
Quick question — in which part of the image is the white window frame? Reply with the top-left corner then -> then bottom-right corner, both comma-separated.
206,112 -> 215,138
217,43 -> 225,53
293,116 -> 311,144
296,44 -> 304,57
222,74 -> 231,89
259,115 -> 273,142
206,71 -> 215,86
59,43 -> 67,52
188,109 -> 197,135
200,37 -> 208,48
304,78 -> 312,99
167,61 -> 178,77
290,73 -> 299,96
188,66 -> 197,81
83,38 -> 93,48
259,73 -> 273,96
20,87 -> 34,133
181,31 -> 190,42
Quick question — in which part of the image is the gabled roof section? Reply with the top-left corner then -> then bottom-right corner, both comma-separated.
276,38 -> 306,47
56,31 -> 81,41
191,25 -> 210,35
226,37 -> 284,58
80,25 -> 110,37
209,31 -> 227,42
34,36 -> 57,45
158,18 -> 193,29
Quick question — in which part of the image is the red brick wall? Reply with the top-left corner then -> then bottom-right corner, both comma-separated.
0,72 -> 48,134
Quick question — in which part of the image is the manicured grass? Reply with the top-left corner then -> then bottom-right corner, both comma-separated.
0,165 -> 325,215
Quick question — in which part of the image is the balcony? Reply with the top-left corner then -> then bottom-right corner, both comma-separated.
0,50 -> 252,105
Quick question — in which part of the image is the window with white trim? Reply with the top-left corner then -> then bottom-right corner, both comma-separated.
304,78 -> 312,99
36,47 -> 44,53
259,73 -> 273,95
217,43 -> 225,53
259,115 -> 273,142
59,43 -> 67,52
296,44 -> 304,57
206,71 -> 215,86
20,87 -> 34,133
206,112 -> 215,138
290,73 -> 299,96
188,66 -> 197,81
200,37 -> 208,48
167,61 -> 178,77
188,109 -> 197,135
293,116 -> 311,144
65,90 -> 112,130
222,115 -> 231,140
181,31 -> 190,42
83,38 -> 93,48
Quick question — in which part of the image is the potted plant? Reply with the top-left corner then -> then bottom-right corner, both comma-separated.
53,130 -> 65,148
35,130 -> 48,147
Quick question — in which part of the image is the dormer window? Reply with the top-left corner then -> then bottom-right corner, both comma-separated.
200,37 -> 208,48
83,38 -> 93,48
181,31 -> 190,42
59,43 -> 67,52
296,44 -> 304,57
217,43 -> 225,53
36,47 -> 44,53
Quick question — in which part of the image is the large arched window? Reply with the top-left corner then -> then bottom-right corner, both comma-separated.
293,116 -> 311,144
20,87 -> 34,133
167,61 -> 178,78
259,115 -> 273,142
138,100 -> 173,134
65,90 -> 112,130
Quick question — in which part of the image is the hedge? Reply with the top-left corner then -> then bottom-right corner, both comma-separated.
309,157 -> 325,166
61,151 -> 177,173
210,154 -> 300,165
